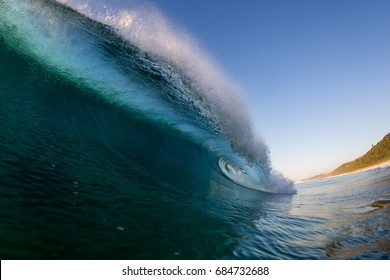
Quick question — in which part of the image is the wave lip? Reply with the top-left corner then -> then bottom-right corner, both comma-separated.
55,0 -> 266,162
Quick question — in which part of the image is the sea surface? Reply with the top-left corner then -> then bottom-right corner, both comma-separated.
1,0 -> 389,259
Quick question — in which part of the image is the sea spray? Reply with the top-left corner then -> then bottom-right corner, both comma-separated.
55,0 -> 268,162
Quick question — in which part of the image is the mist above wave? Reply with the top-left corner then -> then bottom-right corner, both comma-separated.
56,0 -> 270,165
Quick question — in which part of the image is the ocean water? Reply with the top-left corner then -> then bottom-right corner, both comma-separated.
0,0 -> 389,260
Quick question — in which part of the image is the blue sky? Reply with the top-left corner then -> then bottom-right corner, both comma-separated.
153,0 -> 390,180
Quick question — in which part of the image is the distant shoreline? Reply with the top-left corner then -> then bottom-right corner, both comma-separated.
302,159 -> 390,182
302,132 -> 390,182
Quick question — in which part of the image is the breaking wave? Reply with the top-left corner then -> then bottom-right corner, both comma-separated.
0,0 -> 295,194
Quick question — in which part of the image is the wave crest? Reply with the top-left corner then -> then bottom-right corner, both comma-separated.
56,0 -> 267,163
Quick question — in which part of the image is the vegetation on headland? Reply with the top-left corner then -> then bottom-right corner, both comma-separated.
312,132 -> 390,179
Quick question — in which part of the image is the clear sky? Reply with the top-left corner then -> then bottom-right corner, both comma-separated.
152,0 -> 390,180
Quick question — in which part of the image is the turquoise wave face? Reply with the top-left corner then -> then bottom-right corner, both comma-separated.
1,0 -> 389,261
0,0 -> 295,194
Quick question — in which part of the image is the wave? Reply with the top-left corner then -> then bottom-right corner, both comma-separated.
0,0 -> 296,194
